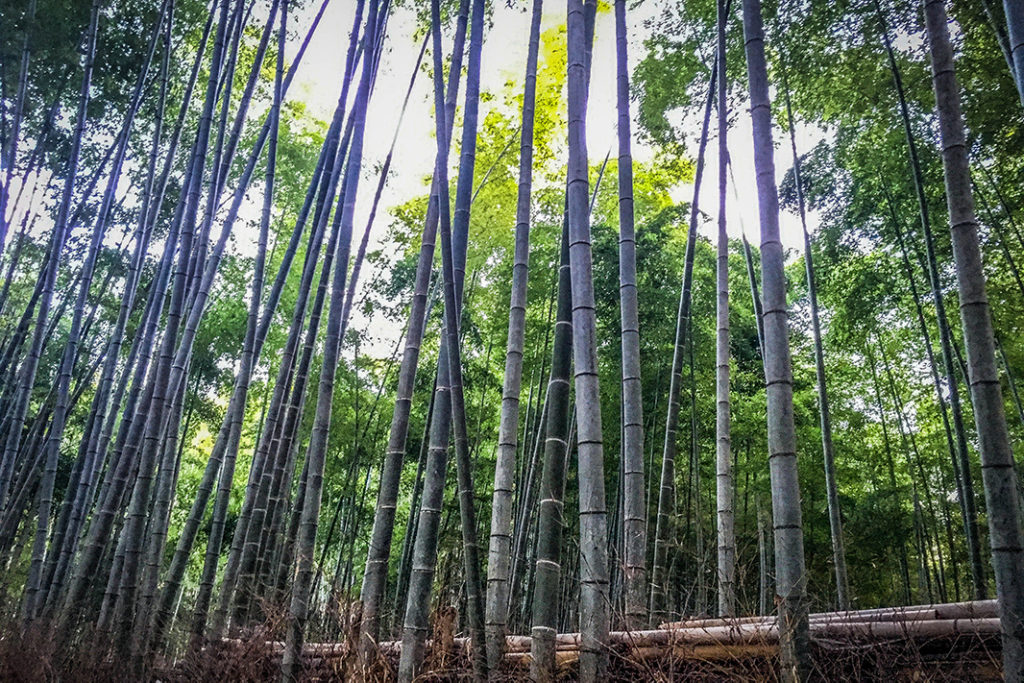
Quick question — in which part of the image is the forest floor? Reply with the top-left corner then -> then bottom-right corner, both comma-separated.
156,600 -> 1004,682
165,634 -> 1000,681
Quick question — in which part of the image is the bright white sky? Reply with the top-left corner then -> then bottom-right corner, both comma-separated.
289,0 -> 821,239
282,0 -> 820,353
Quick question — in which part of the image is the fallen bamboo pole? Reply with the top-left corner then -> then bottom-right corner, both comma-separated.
220,600 -> 1001,664
660,599 -> 998,630
273,616 -> 1000,658
503,643 -> 778,668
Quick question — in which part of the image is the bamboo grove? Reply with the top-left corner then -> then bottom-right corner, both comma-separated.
0,0 -> 1022,680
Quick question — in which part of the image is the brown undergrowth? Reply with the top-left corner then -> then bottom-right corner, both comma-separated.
0,603 -> 1004,681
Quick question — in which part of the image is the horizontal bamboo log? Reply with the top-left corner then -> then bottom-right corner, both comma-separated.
661,599 -> 998,630
220,600 -> 1001,664
630,643 -> 775,661
505,649 -> 580,667
504,643 -> 775,668
293,616 -> 1001,658
814,617 -> 1000,639
575,617 -> 999,650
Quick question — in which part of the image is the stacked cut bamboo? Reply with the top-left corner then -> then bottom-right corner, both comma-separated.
493,599 -> 999,666
234,599 -> 1000,670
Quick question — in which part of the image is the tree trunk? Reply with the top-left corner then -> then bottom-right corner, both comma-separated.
566,0 -> 608,676
0,0 -> 100,555
879,179 -> 972,599
27,4 -> 128,615
757,498 -> 769,615
0,0 -> 38,260
689,313 -> 706,617
280,0 -> 379,676
486,0 -> 543,667
193,123 -> 331,643
924,2 -> 1024,676
865,345 -> 913,604
1002,0 -> 1024,105
114,0 -> 235,657
393,367 -> 437,635
877,5 -> 986,599
397,0 -> 487,676
530,218 -> 572,683
878,337 -> 953,602
204,38 -> 359,637
741,0 -> 811,678
39,0 -> 174,612
358,0 -> 470,653
614,0 -> 647,630
714,0 -> 735,619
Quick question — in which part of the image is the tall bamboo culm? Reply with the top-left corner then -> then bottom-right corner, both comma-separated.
613,0 -> 646,630
566,0 -> 609,677
396,0 -> 483,677
485,0 -> 543,670
779,53 -> 849,611
924,1 -> 1024,677
280,0 -> 380,677
714,0 -> 735,620
358,0 -> 469,656
875,2 -> 986,600
530,218 -> 572,683
1002,0 -> 1024,105
741,0 -> 811,678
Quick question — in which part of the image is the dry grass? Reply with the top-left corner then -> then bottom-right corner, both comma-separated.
0,605 -> 1004,681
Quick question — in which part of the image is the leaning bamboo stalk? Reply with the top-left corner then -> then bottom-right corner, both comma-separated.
340,37 -> 426,335
358,0 -> 469,653
152,3 -> 294,650
22,0 -> 110,619
778,50 -> 849,612
0,0 -> 38,259
66,0 -> 178,630
0,0 -> 100,531
194,134 -> 329,643
54,12 -> 215,588
56,154 -> 185,638
210,21 -> 369,627
530,219 -> 572,683
1002,0 -> 1024,106
924,1 -> 1024,676
114,0 -> 236,653
714,0 -> 734,620
41,1 -> 175,610
205,87 -> 347,642
280,0 -> 380,675
397,0 -> 485,677
875,1 -> 985,600
231,127 -> 349,628
433,0 -> 489,675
